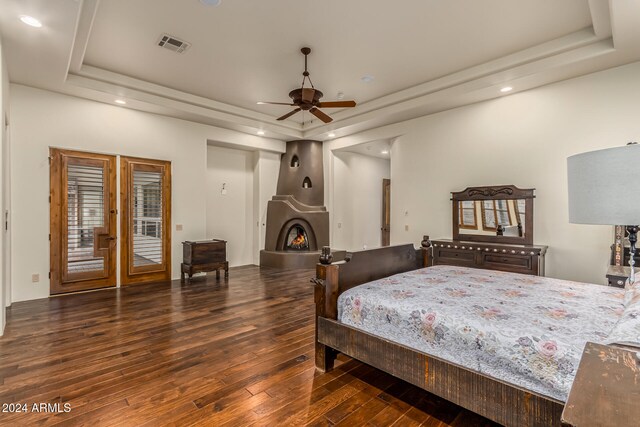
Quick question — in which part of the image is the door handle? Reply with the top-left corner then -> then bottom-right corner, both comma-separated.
93,228 -> 114,255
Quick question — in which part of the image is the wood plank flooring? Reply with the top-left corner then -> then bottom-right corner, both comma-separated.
0,266 -> 498,426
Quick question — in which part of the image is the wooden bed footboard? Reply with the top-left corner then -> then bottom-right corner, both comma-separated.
317,318 -> 563,427
313,242 -> 430,371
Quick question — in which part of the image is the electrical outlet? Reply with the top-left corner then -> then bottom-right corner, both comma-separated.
405,224 -> 409,231
176,224 -> 183,231
32,273 -> 39,283
338,222 -> 342,229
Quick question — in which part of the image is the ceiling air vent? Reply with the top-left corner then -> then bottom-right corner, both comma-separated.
157,34 -> 191,53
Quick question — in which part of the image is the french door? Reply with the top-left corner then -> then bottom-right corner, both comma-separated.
120,157 -> 171,285
50,149 -> 117,294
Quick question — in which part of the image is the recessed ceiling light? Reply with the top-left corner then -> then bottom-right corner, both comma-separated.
19,15 -> 42,28
114,99 -> 126,105
257,130 -> 265,136
200,0 -> 222,6
336,92 -> 344,100
381,150 -> 389,155
500,86 -> 513,93
361,75 -> 375,83
328,133 -> 336,138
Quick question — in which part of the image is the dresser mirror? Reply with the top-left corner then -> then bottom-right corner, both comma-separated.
452,185 -> 534,245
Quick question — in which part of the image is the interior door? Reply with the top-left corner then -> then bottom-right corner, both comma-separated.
120,156 -> 171,285
50,149 -> 117,294
381,178 -> 391,246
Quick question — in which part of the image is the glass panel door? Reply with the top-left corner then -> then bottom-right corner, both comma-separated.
121,157 -> 171,285
50,149 -> 117,294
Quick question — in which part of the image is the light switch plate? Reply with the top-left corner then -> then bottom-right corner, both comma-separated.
176,224 -> 183,231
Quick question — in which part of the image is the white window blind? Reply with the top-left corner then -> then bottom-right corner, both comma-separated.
67,164 -> 105,273
132,170 -> 163,267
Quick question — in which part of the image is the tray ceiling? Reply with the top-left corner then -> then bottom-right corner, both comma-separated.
82,0 -> 592,119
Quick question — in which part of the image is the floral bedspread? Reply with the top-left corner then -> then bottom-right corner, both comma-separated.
337,265 -> 625,401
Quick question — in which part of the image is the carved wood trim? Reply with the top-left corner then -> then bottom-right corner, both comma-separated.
452,185 -> 535,201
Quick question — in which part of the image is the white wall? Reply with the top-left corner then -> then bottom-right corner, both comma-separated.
331,151 -> 390,251
206,145 -> 255,266
9,85 -> 283,302
0,36 -> 9,334
330,61 -> 640,285
252,151 -> 280,265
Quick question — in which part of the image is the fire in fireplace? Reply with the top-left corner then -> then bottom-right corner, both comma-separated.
286,225 -> 309,251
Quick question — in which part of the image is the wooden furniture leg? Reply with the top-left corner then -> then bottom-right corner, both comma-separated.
315,342 -> 336,372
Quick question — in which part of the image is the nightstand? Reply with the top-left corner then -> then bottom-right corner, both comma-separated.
561,342 -> 640,426
606,265 -> 630,288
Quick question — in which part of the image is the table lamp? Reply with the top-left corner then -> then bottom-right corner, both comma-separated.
567,143 -> 640,284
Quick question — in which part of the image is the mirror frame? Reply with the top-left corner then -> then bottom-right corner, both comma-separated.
452,185 -> 535,245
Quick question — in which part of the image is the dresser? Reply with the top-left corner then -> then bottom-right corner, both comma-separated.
181,239 -> 228,282
431,239 -> 547,276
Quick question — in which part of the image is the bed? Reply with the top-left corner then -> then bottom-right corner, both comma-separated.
313,243 -> 637,427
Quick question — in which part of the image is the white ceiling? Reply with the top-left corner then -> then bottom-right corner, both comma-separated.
1,0 -> 640,142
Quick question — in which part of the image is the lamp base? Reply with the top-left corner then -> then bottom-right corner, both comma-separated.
627,225 -> 638,285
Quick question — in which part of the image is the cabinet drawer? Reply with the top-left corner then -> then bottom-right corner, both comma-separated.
435,249 -> 475,266
482,253 -> 531,270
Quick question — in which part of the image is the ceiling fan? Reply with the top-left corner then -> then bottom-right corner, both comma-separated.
257,47 -> 356,123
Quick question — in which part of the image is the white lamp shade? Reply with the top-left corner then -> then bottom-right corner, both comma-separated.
567,144 -> 640,225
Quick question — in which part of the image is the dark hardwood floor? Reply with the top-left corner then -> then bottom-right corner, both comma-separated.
0,266 -> 497,426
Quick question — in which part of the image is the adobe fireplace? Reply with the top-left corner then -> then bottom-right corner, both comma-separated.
260,140 -> 344,269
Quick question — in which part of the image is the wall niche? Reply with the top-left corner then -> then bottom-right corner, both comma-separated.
302,177 -> 312,188
290,155 -> 300,168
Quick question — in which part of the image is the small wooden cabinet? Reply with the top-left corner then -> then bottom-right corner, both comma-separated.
606,265 -> 630,288
181,239 -> 228,282
431,239 -> 547,276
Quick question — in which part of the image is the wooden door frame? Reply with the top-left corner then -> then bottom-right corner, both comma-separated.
50,148 -> 117,294
120,156 -> 172,285
381,178 -> 391,246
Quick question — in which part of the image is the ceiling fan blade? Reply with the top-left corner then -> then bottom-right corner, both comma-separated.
257,101 -> 295,106
316,101 -> 356,108
309,107 -> 333,123
302,88 -> 315,103
277,108 -> 302,121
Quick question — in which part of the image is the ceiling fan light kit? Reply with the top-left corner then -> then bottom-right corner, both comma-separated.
258,47 -> 357,123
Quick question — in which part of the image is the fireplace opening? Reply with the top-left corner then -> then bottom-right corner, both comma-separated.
285,224 -> 309,251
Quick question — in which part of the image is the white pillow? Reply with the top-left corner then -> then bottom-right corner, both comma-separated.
607,294 -> 640,348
